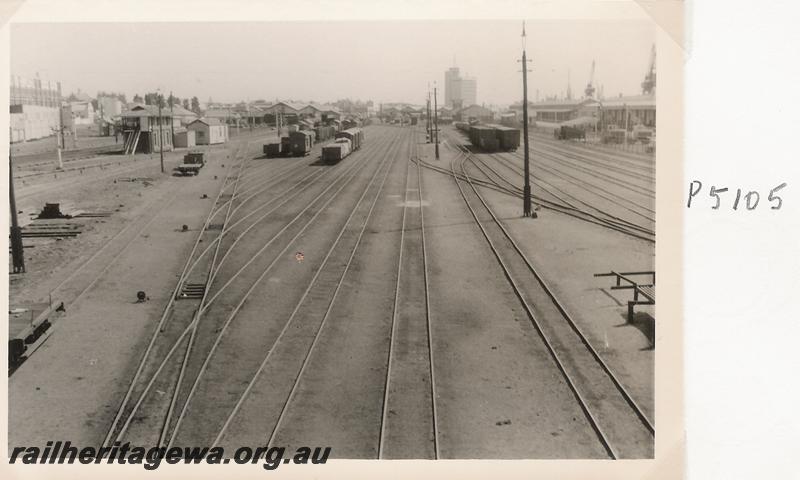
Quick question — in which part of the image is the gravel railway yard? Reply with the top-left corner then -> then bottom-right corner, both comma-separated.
9,122 -> 655,459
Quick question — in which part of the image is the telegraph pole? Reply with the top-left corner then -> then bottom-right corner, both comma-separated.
426,83 -> 432,141
9,155 -> 25,273
433,84 -> 440,159
158,93 -> 165,173
520,21 -> 536,218
56,102 -> 64,170
169,91 -> 175,142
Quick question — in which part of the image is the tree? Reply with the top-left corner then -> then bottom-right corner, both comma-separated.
182,98 -> 190,110
191,96 -> 201,114
133,93 -> 143,103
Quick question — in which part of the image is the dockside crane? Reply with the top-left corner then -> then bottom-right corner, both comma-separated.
641,44 -> 656,95
584,60 -> 596,98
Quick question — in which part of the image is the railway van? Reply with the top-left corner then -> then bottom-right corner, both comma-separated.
555,125 -> 586,141
288,130 -> 314,156
468,126 -> 499,151
335,128 -> 364,151
487,124 -> 520,151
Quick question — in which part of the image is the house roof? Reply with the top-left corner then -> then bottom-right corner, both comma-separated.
120,104 -> 173,117
600,94 -> 655,108
169,105 -> 198,117
188,117 -> 223,126
457,104 -> 493,115
204,109 -> 239,119
71,91 -> 92,102
265,101 -> 307,113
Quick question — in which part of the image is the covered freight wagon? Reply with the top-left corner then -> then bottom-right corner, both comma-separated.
263,142 -> 283,157
288,130 -> 314,156
468,126 -> 499,151
335,128 -> 364,151
487,124 -> 520,151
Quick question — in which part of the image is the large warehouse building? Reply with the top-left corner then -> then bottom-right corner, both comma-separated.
9,76 -> 62,143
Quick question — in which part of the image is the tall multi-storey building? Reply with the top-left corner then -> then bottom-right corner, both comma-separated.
444,64 -> 478,109
444,66 -> 460,107
460,76 -> 477,107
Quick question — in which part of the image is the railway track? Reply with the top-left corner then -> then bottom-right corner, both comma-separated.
436,131 -> 655,242
194,128 -> 406,449
13,143 -> 123,168
531,132 -> 655,167
10,139 -> 279,375
102,141 -> 254,448
486,151 -> 655,231
378,127 -> 439,459
516,147 -> 655,198
102,127 -> 405,450
447,146 -> 655,459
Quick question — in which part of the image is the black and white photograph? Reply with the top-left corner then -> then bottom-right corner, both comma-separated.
4,1 -> 685,475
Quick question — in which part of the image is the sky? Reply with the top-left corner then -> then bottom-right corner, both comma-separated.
10,21 -> 654,107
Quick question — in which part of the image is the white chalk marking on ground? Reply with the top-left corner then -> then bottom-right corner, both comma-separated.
396,200 -> 431,208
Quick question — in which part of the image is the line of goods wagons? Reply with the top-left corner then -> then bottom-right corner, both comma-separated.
263,125 -> 364,163
454,122 -> 520,152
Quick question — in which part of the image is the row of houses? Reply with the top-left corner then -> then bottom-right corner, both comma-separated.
202,101 -> 345,126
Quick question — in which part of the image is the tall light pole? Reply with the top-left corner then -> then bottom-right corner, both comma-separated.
520,21 -> 536,218
433,84 -> 440,160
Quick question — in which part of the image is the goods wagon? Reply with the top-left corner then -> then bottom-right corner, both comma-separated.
335,128 -> 364,151
469,126 -> 500,151
454,121 -> 470,133
486,124 -> 520,151
263,142 -> 283,158
342,119 -> 362,130
176,152 -> 205,176
555,125 -> 586,140
288,130 -> 314,156
322,138 -> 352,163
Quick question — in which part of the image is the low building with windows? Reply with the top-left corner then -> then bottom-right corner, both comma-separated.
187,117 -> 228,145
598,94 -> 656,130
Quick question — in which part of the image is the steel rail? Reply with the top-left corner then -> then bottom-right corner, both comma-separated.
164,131 -> 399,447
263,130 -> 407,451
101,140 -> 249,448
209,128 -> 404,448
449,150 -> 618,459
111,135 -> 385,445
